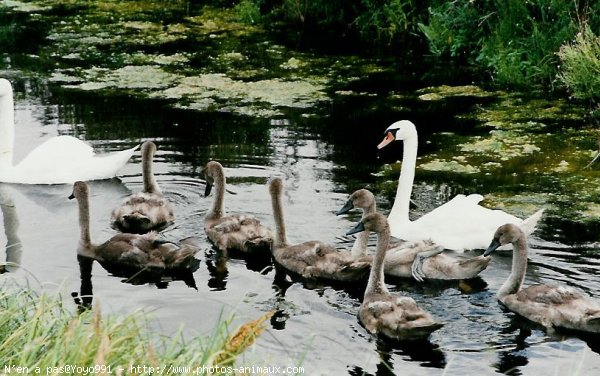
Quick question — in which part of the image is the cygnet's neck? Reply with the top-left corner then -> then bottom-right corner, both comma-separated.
76,194 -> 92,250
351,202 -> 376,258
270,187 -> 288,248
208,170 -> 225,220
142,145 -> 161,194
365,224 -> 390,296
498,237 -> 528,299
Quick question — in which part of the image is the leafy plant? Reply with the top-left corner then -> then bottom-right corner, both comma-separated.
418,1 -> 487,59
557,24 -> 600,103
234,0 -> 261,24
0,282 -> 273,374
354,0 -> 414,44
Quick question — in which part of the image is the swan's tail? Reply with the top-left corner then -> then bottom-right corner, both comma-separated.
92,144 -> 139,179
519,209 -> 545,236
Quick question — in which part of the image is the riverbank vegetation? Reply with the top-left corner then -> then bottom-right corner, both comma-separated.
0,283 -> 273,375
232,0 -> 600,107
2,0 -> 599,109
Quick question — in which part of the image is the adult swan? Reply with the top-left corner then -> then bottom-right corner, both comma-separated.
0,78 -> 138,184
377,120 -> 543,251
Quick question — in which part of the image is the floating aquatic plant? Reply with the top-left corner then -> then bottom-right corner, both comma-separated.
417,85 -> 496,101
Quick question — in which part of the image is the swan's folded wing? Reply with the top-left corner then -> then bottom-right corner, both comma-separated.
15,136 -> 94,171
12,136 -> 137,183
407,194 -> 523,250
517,284 -> 585,305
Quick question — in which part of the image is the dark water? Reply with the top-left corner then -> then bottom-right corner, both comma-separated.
1,76 -> 600,375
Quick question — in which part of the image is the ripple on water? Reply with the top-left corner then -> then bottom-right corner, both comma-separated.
4,92 -> 600,375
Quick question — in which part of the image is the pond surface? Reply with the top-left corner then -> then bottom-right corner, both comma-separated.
1,76 -> 600,375
2,2 -> 600,375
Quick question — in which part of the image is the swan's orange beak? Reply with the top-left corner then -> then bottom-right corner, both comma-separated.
377,131 -> 395,150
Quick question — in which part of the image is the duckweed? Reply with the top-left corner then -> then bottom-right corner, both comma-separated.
1,0 -> 377,117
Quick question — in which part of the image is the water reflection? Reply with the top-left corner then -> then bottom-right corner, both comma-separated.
73,255 -> 94,312
2,75 -> 600,375
493,316 -> 534,376
205,248 -> 228,291
270,279 -> 294,331
349,336 -> 446,375
0,184 -> 22,274
492,311 -> 600,375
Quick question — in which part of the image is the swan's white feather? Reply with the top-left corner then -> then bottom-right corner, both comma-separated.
383,120 -> 543,251
0,79 -> 137,184
2,138 -> 137,184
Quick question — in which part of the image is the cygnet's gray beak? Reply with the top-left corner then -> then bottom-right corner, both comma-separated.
336,200 -> 354,215
346,220 -> 365,236
204,180 -> 213,197
484,238 -> 501,256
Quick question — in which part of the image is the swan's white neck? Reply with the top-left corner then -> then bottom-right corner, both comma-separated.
0,83 -> 15,171
388,128 -> 418,228
499,237 -> 528,299
365,225 -> 390,296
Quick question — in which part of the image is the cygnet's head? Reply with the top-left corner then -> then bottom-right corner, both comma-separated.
337,189 -> 375,215
484,223 -> 524,256
268,177 -> 283,197
203,160 -> 224,196
141,140 -> 157,158
346,212 -> 389,235
69,181 -> 89,201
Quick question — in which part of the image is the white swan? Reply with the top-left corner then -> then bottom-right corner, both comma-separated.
0,78 -> 138,184
378,120 -> 544,251
485,223 -> 600,333
347,212 -> 443,340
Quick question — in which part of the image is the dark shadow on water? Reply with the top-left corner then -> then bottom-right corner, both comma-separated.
268,263 -> 366,331
269,265 -> 294,331
97,258 -> 200,289
380,335 -> 446,368
349,335 -> 446,375
386,275 -> 489,297
74,253 -> 199,312
205,248 -> 228,291
73,254 -> 94,313
493,312 -> 600,375
204,245 -> 274,291
575,332 -> 600,355
271,260 -> 367,301
493,316 -> 532,376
